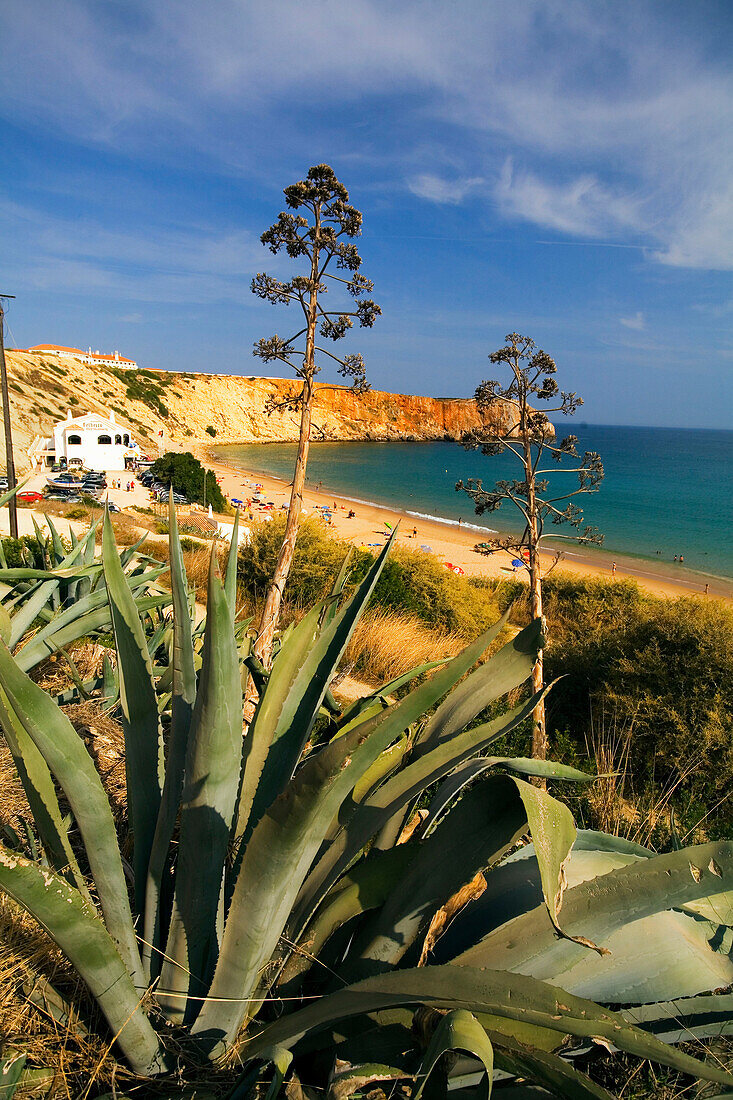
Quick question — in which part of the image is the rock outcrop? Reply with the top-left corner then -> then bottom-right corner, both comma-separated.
3,352 -> 517,469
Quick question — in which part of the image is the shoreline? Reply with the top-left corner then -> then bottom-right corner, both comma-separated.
205,451 -> 733,603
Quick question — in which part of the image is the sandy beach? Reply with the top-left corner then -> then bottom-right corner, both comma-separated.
206,452 -> 733,603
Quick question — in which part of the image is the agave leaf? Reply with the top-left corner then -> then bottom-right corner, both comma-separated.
0,685 -> 90,899
413,614 -> 539,757
15,577 -> 168,673
0,638 -> 145,988
142,493 -> 198,980
0,479 -> 29,508
351,775 -> 577,977
278,845 -> 415,994
7,532 -> 91,649
102,511 -> 163,911
237,534 -> 397,844
337,659 -> 449,730
45,513 -> 66,566
240,964 -> 733,1088
0,602 -> 11,644
454,839 -> 733,999
512,778 -> 576,933
0,1052 -> 26,1099
159,548 -> 242,1023
492,1035 -> 614,1100
293,688 -> 548,935
0,564 -> 101,583
623,993 -> 733,1044
413,1010 -> 493,1100
350,776 -> 528,976
0,844 -> 166,1076
320,545 -> 353,630
195,633 -> 539,1052
234,601 -> 324,840
224,508 -> 240,617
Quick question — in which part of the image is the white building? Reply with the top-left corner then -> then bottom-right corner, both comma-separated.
27,344 -> 138,369
49,409 -> 140,471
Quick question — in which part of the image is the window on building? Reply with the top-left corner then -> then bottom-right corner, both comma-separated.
115,434 -> 122,445
98,434 -> 112,445
123,434 -> 130,446
67,434 -> 82,445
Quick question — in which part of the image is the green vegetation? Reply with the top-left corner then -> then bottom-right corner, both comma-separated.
205,424 -> 216,436
1,506 -> 732,1096
240,520 -> 733,842
151,451 -> 227,511
110,367 -> 172,419
239,515 -> 501,635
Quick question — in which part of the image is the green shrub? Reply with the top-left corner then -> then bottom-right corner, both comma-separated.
66,506 -> 88,520
540,573 -> 733,838
205,425 -> 216,437
151,451 -> 227,512
239,516 -> 500,634
0,536 -> 45,569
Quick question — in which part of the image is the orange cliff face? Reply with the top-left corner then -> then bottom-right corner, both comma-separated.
1,352 -> 520,470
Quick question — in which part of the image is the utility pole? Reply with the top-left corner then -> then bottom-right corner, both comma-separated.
0,295 -> 18,539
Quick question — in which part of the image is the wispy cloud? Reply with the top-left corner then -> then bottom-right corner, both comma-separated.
2,0 -> 733,271
620,311 -> 645,331
408,173 -> 484,205
495,159 -> 644,239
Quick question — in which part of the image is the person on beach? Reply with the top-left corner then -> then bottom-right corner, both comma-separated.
611,562 -> 616,577
674,555 -> 678,563
412,526 -> 417,539
705,583 -> 710,595
680,554 -> 684,564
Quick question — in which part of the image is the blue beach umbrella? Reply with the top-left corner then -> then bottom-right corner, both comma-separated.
511,558 -> 524,568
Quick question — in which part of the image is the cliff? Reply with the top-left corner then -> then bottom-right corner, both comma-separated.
2,351 -> 517,470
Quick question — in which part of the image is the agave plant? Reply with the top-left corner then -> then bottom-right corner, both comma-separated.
0,498 -> 732,1099
0,498 -> 169,684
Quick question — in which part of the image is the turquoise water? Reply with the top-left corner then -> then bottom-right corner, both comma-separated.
215,426 -> 733,580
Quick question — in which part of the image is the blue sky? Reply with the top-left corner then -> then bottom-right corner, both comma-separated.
1,0 -> 732,427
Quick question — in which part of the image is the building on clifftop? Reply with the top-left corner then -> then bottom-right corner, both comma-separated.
26,344 -> 138,369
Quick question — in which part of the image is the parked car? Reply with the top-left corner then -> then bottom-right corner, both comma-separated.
0,477 -> 8,491
51,462 -> 67,472
17,490 -> 44,504
45,492 -> 81,503
108,502 -> 121,513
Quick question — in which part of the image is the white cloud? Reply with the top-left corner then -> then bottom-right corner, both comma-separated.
495,159 -> 644,239
620,311 -> 645,331
2,1 -> 733,269
407,173 -> 484,205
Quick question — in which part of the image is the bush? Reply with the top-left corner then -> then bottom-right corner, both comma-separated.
151,451 -> 227,512
540,573 -> 733,839
205,425 -> 216,437
0,536 -> 45,569
238,516 -> 501,636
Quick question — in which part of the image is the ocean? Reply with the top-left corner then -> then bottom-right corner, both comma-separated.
214,426 -> 733,581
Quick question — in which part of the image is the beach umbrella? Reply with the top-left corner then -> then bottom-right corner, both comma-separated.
511,558 -> 524,568
383,520 -> 393,530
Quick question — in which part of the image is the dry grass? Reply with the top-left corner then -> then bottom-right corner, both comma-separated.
584,709 -> 706,849
344,606 -> 465,684
0,893 -> 134,1097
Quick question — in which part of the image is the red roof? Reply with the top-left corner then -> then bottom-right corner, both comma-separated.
29,344 -> 84,354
